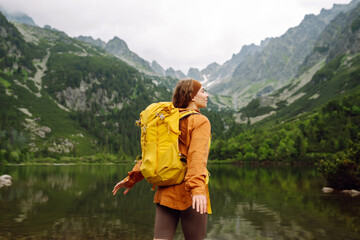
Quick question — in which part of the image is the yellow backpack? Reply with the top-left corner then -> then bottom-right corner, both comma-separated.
135,102 -> 198,187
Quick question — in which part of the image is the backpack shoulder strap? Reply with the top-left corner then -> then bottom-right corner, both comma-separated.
179,110 -> 199,120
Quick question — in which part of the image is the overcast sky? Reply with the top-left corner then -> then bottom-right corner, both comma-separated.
0,0 -> 353,73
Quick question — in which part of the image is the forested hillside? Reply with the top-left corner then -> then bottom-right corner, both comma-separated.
210,3 -> 360,188
1,0 -> 360,190
211,92 -> 360,161
0,13 -> 172,162
0,12 -> 235,163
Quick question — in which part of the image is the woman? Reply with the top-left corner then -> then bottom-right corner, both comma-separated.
112,79 -> 211,240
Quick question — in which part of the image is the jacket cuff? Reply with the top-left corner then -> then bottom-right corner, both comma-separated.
191,186 -> 206,196
123,166 -> 144,188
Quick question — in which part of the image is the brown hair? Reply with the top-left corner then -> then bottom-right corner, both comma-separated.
172,79 -> 201,108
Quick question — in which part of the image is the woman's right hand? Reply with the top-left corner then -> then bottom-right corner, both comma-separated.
112,180 -> 132,195
192,194 -> 207,214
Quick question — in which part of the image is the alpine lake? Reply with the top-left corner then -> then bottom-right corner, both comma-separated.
0,164 -> 359,240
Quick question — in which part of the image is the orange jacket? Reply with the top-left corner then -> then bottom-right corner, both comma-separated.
123,110 -> 212,213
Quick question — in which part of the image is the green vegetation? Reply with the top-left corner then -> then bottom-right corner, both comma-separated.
351,16 -> 360,32
318,135 -> 360,189
239,98 -> 274,118
7,153 -> 132,164
261,53 -> 360,124
310,55 -> 343,85
0,14 -> 45,79
210,91 -> 360,189
0,77 -> 10,88
0,9 -> 360,191
43,53 -> 173,157
314,45 -> 329,53
230,91 -> 358,162
210,94 -> 233,109
25,80 -> 38,93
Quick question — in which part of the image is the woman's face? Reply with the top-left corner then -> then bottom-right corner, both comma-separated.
193,86 -> 208,109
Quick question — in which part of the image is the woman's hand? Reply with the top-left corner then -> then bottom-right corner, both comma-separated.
112,180 -> 131,196
192,194 -> 207,214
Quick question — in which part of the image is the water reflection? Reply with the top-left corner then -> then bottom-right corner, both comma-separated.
0,164 -> 359,239
205,165 -> 360,240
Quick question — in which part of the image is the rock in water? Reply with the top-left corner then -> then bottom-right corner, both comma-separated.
321,187 -> 334,193
0,174 -> 12,188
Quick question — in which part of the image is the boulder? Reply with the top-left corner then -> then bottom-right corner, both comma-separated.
321,187 -> 334,193
0,174 -> 12,188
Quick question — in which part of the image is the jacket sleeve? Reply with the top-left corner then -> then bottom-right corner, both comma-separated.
123,161 -> 144,188
184,115 -> 211,196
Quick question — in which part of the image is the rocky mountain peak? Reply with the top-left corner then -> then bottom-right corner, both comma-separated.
0,6 -> 36,26
151,60 -> 165,75
201,62 -> 220,75
105,36 -> 130,55
75,35 -> 106,48
187,68 -> 202,81
165,67 -> 186,79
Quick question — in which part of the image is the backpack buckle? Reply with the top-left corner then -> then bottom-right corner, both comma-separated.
180,153 -> 187,163
156,112 -> 165,120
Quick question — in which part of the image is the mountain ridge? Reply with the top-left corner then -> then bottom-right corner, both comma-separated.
205,0 -> 360,110
238,1 -> 360,125
0,6 -> 36,26
0,13 -> 175,159
1,2 -> 360,164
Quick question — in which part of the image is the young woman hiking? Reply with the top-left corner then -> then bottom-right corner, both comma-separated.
112,79 -> 211,240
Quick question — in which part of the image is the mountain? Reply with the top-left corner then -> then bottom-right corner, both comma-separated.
237,2 -> 360,125
165,67 -> 186,79
0,12 -> 229,163
302,5 -> 360,71
201,39 -> 271,88
187,68 -> 202,81
76,35 -> 155,75
151,60 -> 165,75
3,2 -> 357,113
205,0 -> 360,110
1,1 -> 360,164
209,2 -> 360,165
76,35 -> 189,80
0,13 -> 174,160
0,7 -> 36,26
75,35 -> 106,48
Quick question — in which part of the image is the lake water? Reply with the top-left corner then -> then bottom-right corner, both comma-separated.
0,164 -> 359,240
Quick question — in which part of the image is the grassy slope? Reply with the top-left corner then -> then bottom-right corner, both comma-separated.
255,53 -> 360,127
3,81 -> 98,155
